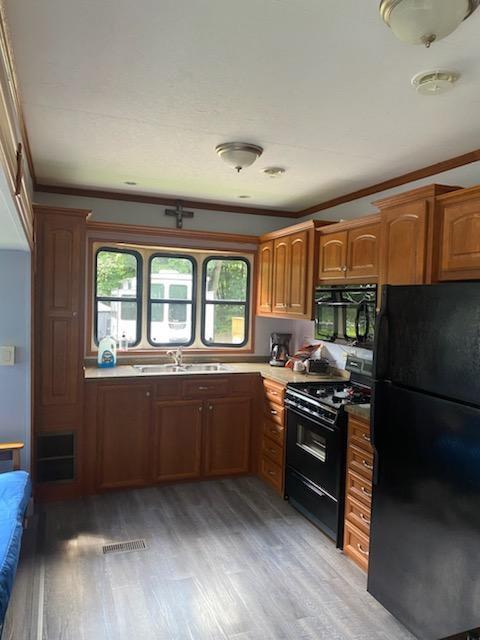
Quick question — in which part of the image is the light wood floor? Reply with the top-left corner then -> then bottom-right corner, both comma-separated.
5,477 -> 416,640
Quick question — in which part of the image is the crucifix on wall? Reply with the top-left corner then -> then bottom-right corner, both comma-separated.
165,200 -> 194,229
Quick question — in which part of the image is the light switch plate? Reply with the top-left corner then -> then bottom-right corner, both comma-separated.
0,346 -> 15,366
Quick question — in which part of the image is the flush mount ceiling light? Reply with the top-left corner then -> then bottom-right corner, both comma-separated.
215,142 -> 263,173
412,70 -> 460,95
262,167 -> 286,178
124,181 -> 137,185
380,0 -> 480,47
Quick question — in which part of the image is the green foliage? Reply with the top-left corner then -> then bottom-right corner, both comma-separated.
151,257 -> 192,274
97,251 -> 137,297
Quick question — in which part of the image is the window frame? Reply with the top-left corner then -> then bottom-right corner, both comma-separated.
94,247 -> 143,347
200,256 -> 250,348
146,252 -> 197,348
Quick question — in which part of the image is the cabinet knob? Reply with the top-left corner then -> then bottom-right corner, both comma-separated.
72,311 -> 78,317
208,405 -> 213,410
270,410 -> 278,416
342,265 -> 348,272
360,513 -> 371,525
362,460 -> 373,470
198,406 -> 203,412
198,386 -> 208,391
146,391 -> 151,397
357,543 -> 369,557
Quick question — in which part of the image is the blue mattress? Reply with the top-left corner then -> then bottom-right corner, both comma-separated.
0,471 -> 31,625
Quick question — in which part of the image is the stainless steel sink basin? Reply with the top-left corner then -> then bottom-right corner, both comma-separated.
132,363 -> 231,374
182,363 -> 231,373
133,364 -> 184,374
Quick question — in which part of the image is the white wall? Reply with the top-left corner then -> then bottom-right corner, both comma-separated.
0,250 -> 31,470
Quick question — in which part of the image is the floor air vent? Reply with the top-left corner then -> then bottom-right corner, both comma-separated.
102,539 -> 147,555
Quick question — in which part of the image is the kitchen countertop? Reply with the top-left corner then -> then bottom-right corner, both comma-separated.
345,403 -> 371,422
84,362 -> 347,385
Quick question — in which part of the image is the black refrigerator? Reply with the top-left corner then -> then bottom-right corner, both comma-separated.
368,283 -> 480,640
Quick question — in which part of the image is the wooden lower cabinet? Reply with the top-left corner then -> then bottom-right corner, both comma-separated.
343,413 -> 373,572
259,378 -> 286,495
204,397 -> 252,476
86,374 -> 259,494
96,383 -> 152,490
154,401 -> 203,482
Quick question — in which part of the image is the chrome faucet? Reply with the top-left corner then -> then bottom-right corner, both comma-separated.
167,347 -> 184,367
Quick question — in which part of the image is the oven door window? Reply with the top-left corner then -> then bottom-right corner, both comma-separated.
297,423 -> 327,463
315,303 -> 337,341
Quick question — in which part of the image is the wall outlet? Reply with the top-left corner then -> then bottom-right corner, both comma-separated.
0,346 -> 15,366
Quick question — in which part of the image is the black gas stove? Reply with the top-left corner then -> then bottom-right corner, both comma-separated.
284,355 -> 372,547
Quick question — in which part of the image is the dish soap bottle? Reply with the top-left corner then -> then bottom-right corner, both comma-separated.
97,336 -> 117,368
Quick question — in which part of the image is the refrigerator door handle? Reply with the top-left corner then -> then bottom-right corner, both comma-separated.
371,381 -> 389,486
373,285 -> 389,380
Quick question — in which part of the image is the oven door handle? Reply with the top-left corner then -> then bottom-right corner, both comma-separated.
290,470 -> 338,503
285,401 -> 336,432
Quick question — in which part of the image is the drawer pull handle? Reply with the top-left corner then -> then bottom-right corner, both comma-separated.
198,386 -> 209,390
270,428 -> 279,434
362,434 -> 371,442
361,487 -> 372,498
268,448 -> 276,454
271,391 -> 279,396
362,460 -> 373,470
360,513 -> 371,525
357,543 -> 369,557
268,471 -> 276,476
271,410 -> 278,415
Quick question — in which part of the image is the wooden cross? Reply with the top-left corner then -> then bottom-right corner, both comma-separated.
165,201 -> 194,229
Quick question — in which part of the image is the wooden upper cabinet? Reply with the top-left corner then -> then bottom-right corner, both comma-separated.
379,202 -> 428,285
35,207 -> 89,412
318,231 -> 348,280
257,240 -> 274,314
96,384 -> 152,490
204,397 -> 251,476
437,187 -> 480,280
288,231 -> 308,315
272,236 -> 290,313
348,223 -> 380,279
154,401 -> 203,482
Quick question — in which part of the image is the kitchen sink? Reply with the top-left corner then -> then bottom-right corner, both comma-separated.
133,364 -> 185,374
181,363 -> 231,373
133,363 -> 231,374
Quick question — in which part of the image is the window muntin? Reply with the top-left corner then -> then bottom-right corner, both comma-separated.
148,255 -> 195,346
95,248 -> 142,346
201,257 -> 250,347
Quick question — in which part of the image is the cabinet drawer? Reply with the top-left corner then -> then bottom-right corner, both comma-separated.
347,443 -> 374,481
262,418 -> 285,446
346,469 -> 372,507
155,379 -> 182,400
349,417 -> 372,453
264,402 -> 285,426
262,378 -> 286,402
344,521 -> 370,572
182,377 -> 229,398
260,456 -> 283,493
261,435 -> 283,466
345,494 -> 372,536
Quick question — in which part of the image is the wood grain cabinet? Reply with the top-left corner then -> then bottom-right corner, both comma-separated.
259,378 -> 286,495
257,241 -> 274,313
317,218 -> 380,283
343,414 -> 373,572
257,221 -> 318,319
34,205 -> 90,501
96,384 -> 152,490
204,397 -> 251,476
436,186 -> 480,281
154,401 -> 203,482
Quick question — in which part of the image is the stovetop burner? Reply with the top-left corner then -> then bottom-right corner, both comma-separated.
287,380 -> 371,411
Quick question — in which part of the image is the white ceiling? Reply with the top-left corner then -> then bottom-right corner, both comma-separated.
5,0 -> 480,211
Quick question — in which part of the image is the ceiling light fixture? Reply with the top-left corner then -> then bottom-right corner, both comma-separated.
238,195 -> 251,199
380,0 -> 480,47
124,181 -> 137,185
262,167 -> 286,178
215,142 -> 263,173
411,70 -> 460,95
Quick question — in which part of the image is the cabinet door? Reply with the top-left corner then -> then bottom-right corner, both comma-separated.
39,213 -> 85,407
257,241 -> 274,314
318,231 -> 348,280
287,231 -> 308,315
272,237 -> 289,313
204,397 -> 251,476
154,401 -> 203,482
97,384 -> 152,490
439,200 -> 480,279
381,203 -> 427,285
347,223 -> 380,279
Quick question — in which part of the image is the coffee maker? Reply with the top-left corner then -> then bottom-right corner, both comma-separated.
269,332 -> 292,367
